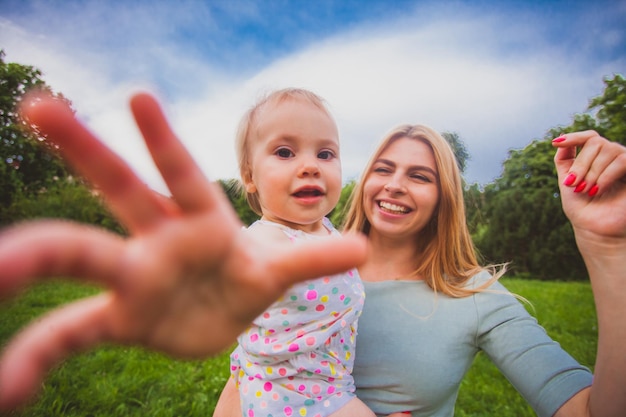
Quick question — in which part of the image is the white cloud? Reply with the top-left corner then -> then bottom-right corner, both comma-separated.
182,13 -> 615,184
1,2 -> 623,194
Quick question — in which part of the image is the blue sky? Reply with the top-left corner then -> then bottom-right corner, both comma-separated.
1,0 -> 625,192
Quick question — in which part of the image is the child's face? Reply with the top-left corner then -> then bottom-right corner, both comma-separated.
244,98 -> 341,233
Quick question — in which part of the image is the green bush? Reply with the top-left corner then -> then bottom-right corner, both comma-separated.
1,179 -> 124,234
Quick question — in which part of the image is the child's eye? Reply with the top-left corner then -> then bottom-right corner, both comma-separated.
276,148 -> 294,158
373,167 -> 391,174
318,150 -> 335,160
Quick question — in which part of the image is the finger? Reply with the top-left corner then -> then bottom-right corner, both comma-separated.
554,145 -> 576,178
0,294 -> 111,411
553,130 -> 601,146
580,140 -> 621,194
566,138 -> 603,193
271,234 -> 368,287
19,93 -> 175,232
130,93 -> 218,212
0,221 -> 126,295
594,144 -> 626,196
553,131 -> 603,192
554,132 -> 626,195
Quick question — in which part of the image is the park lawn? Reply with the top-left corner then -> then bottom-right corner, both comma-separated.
0,278 -> 596,417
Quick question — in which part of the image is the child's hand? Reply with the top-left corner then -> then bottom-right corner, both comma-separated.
0,92 -> 367,411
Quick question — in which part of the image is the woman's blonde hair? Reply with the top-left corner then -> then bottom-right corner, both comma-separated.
342,124 -> 505,297
235,88 -> 333,215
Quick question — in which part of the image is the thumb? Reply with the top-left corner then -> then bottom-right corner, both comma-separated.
273,234 -> 368,287
553,145 -> 577,182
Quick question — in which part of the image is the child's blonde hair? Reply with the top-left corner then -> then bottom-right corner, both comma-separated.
235,88 -> 334,215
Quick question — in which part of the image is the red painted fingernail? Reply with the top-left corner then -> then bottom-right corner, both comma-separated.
588,184 -> 599,197
563,173 -> 576,186
574,181 -> 587,193
552,136 -> 566,143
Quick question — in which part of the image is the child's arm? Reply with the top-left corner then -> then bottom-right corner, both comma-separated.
0,92 -> 367,411
214,378 -> 242,417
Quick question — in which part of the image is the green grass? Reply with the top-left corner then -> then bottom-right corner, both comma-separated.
1,278 -> 596,416
1,281 -> 231,417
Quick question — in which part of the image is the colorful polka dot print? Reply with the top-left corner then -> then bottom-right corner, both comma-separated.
230,219 -> 365,417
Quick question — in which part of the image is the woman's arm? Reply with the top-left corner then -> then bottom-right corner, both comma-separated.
552,131 -> 626,417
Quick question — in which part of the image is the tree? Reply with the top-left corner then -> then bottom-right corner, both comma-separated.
474,140 -> 588,279
0,50 -> 70,223
588,74 -> 626,144
442,131 -> 470,174
0,51 -> 122,232
4,178 -> 126,235
474,74 -> 626,280
547,74 -> 626,144
329,180 -> 355,228
464,182 -> 490,243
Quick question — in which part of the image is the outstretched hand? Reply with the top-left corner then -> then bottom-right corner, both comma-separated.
0,93 -> 367,411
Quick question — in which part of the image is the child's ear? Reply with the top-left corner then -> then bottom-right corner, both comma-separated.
242,170 -> 257,193
245,182 -> 257,194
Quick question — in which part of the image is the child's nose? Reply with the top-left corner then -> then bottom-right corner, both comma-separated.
298,156 -> 321,177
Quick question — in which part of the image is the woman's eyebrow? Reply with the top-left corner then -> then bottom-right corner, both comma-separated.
412,166 -> 438,177
374,158 -> 395,167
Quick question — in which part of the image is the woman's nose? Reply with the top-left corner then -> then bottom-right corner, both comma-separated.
384,177 -> 406,193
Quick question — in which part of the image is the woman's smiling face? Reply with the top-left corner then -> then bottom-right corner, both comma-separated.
363,136 -> 440,241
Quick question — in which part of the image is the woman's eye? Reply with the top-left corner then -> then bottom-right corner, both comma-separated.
411,173 -> 431,182
373,167 -> 391,174
276,148 -> 294,158
318,150 -> 335,160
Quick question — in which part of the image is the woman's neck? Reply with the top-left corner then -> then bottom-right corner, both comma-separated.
359,232 -> 423,282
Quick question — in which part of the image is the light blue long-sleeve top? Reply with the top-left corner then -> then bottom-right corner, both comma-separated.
353,275 -> 593,417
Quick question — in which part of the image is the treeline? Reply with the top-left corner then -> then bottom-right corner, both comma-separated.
466,75 -> 625,280
1,50 -> 624,280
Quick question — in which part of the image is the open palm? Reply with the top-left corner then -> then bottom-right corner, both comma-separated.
0,93 -> 366,410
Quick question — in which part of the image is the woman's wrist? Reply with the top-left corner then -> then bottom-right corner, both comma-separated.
574,227 -> 626,259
